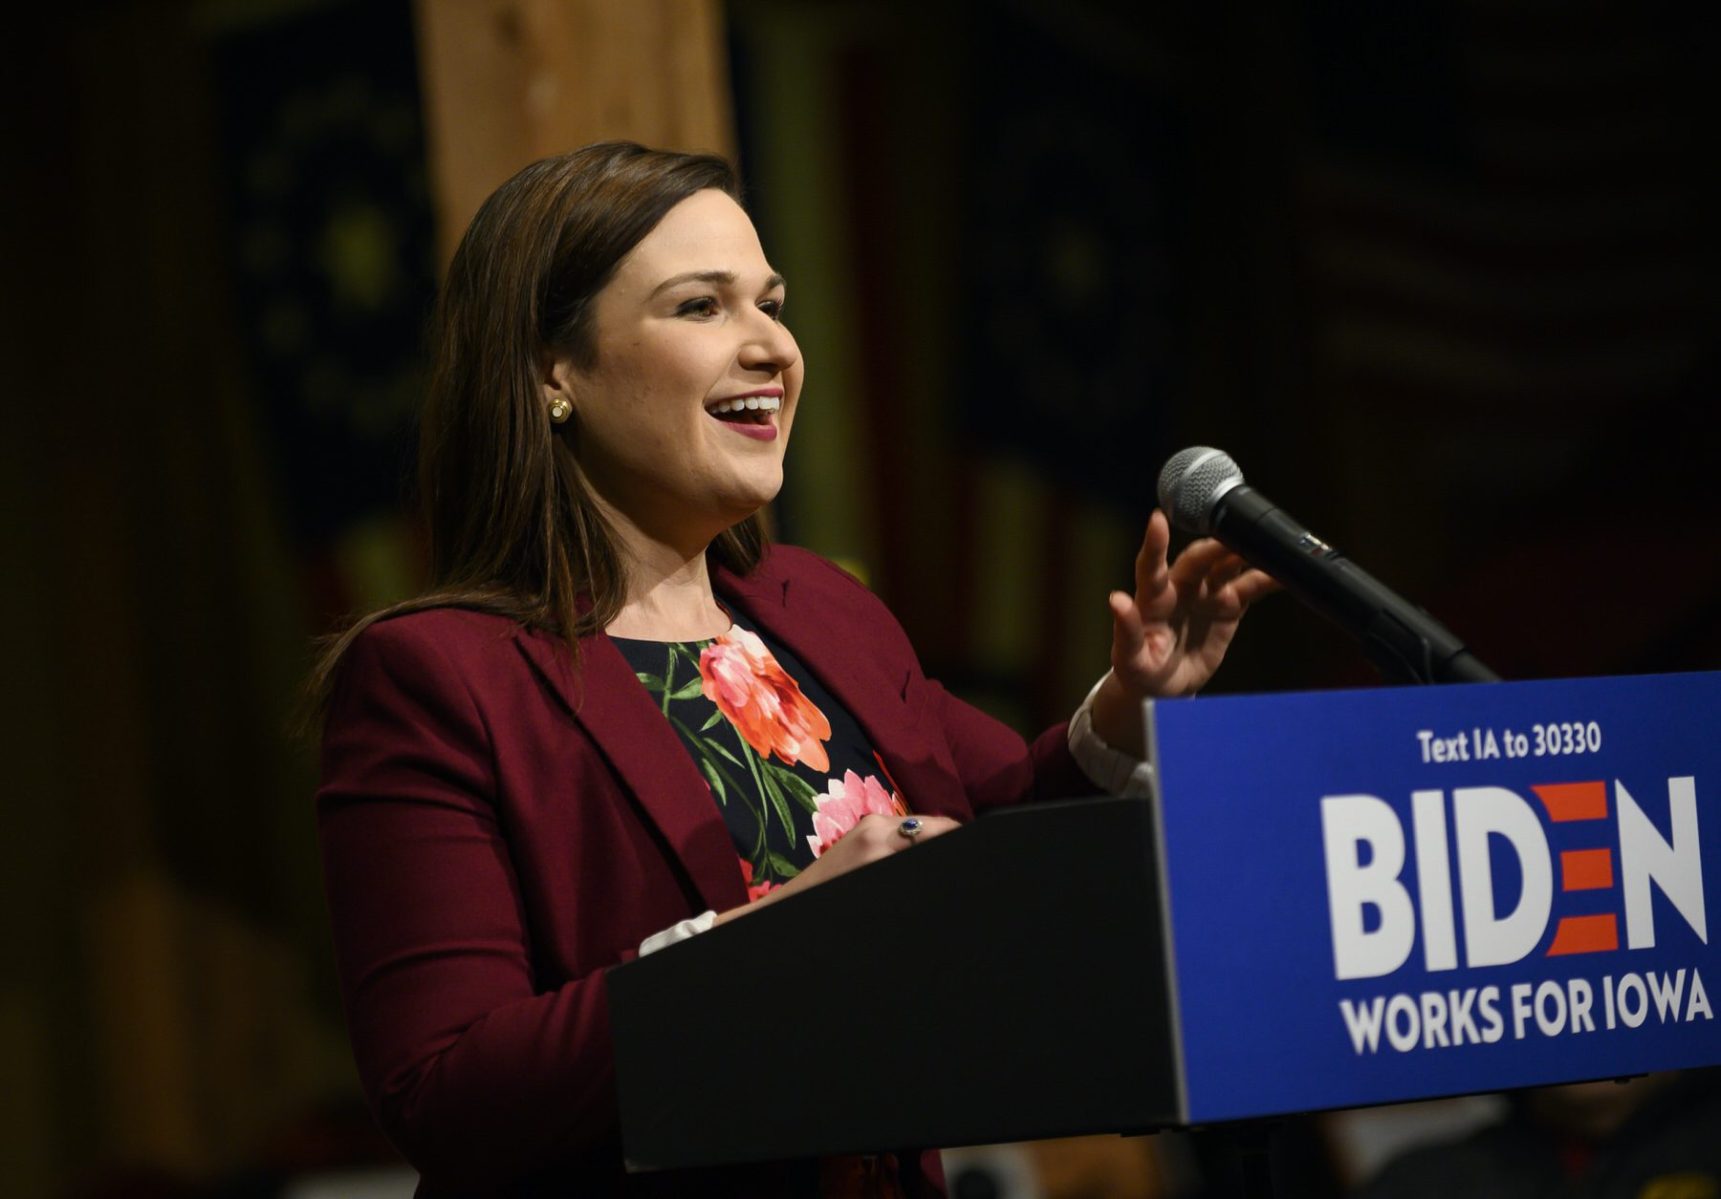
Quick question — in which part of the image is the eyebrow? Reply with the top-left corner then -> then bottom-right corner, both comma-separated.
648,269 -> 786,298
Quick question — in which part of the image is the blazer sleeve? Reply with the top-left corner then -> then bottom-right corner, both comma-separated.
317,619 -> 620,1188
921,678 -> 1094,813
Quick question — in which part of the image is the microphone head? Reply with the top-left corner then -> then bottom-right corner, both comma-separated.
1157,446 -> 1245,535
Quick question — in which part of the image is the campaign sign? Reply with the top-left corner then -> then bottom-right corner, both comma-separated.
1145,671 -> 1720,1124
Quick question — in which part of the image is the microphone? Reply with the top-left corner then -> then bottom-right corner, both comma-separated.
1156,446 -> 1499,685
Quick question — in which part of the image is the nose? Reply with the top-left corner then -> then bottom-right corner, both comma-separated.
738,310 -> 799,376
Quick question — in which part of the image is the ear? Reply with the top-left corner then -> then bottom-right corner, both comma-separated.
540,352 -> 576,408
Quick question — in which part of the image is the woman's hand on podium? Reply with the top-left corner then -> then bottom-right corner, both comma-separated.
714,813 -> 962,927
1089,509 -> 1278,758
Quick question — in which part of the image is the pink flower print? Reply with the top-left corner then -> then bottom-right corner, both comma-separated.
805,770 -> 907,859
698,629 -> 832,772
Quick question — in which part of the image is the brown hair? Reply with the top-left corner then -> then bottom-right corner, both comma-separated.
303,142 -> 767,720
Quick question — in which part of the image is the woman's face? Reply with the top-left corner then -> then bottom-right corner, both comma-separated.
551,188 -> 802,545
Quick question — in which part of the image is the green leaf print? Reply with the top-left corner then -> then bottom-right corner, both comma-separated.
699,709 -> 723,732
769,765 -> 819,812
760,770 -> 796,843
669,677 -> 706,702
704,736 -> 744,768
766,851 -> 801,880
634,672 -> 664,691
699,759 -> 727,806
659,654 -> 675,714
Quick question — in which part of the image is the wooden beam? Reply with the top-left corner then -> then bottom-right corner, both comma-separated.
414,0 -> 734,263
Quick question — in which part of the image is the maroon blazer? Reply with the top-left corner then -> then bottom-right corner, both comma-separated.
317,546 -> 1092,1195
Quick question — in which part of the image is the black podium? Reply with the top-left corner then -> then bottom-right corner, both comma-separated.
609,671 -> 1721,1175
607,796 -> 1179,1170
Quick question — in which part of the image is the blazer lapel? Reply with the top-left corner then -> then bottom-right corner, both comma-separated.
718,564 -> 972,819
513,627 -> 748,914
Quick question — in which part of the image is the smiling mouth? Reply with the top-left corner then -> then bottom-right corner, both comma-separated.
706,395 -> 782,426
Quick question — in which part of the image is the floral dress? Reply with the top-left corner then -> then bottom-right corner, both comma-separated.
611,611 -> 913,901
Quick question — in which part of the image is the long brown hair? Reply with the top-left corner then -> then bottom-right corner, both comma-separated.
303,142 -> 768,719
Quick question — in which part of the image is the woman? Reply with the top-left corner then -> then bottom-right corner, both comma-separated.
313,142 -> 1272,1196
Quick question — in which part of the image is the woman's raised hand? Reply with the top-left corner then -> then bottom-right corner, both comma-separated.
1088,509 -> 1278,756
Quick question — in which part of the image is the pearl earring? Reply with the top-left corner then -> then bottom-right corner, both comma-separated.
548,397 -> 572,424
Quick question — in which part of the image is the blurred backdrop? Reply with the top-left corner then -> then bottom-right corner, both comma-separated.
3,0 -> 1717,1195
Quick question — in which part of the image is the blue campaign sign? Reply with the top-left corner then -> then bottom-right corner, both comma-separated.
1145,672 -> 1721,1124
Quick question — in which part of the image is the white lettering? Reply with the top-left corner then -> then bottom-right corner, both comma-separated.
1617,973 -> 1648,1027
1454,787 -> 1553,967
1570,977 -> 1595,1033
1338,971 -> 1712,1055
1534,979 -> 1567,1035
1385,993 -> 1420,1051
1648,969 -> 1687,1023
1688,970 -> 1712,1021
1510,981 -> 1534,1039
1618,777 -> 1707,949
1478,985 -> 1504,1042
1323,796 -> 1416,979
1449,986 -> 1480,1044
1339,996 -> 1387,1053
1413,790 -> 1458,971
1417,730 -> 1472,763
1420,990 -> 1451,1047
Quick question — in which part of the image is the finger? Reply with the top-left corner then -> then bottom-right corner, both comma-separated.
854,812 -> 958,840
1109,589 -> 1146,656
1165,537 -> 1234,591
1204,552 -> 1253,598
901,816 -> 960,843
1133,510 -> 1172,599
1227,567 -> 1281,607
1111,589 -> 1177,686
884,814 -> 960,850
1212,549 -> 1249,577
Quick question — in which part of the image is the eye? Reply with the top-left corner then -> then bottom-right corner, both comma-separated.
675,296 -> 719,318
759,297 -> 785,322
